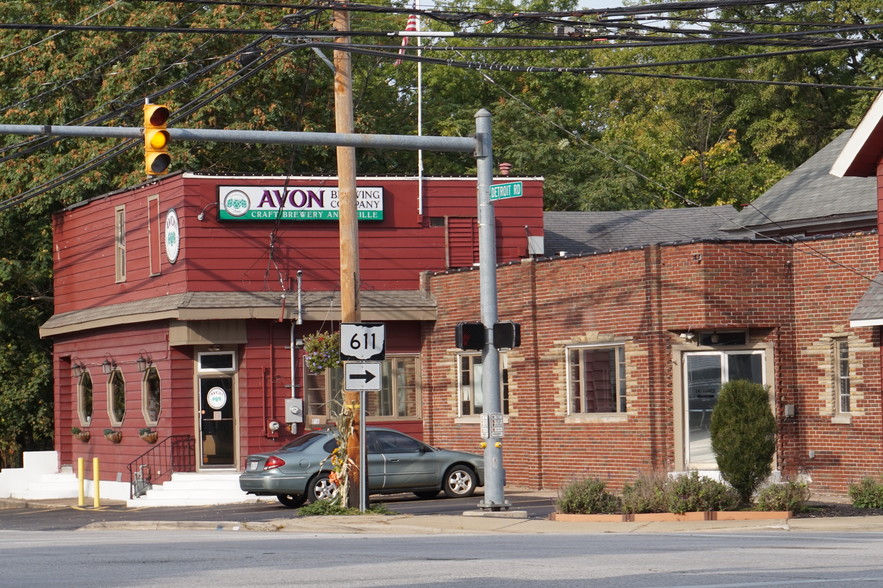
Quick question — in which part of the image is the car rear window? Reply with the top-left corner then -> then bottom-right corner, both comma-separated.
279,432 -> 327,451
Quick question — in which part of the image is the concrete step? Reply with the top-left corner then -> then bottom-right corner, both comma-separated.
128,471 -> 260,507
25,472 -> 81,500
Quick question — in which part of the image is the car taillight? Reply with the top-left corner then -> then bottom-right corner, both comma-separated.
264,456 -> 285,470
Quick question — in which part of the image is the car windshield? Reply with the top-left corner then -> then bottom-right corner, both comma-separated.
277,431 -> 329,452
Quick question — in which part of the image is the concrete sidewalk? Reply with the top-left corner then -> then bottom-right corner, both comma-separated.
82,512 -> 883,535
5,496 -> 883,534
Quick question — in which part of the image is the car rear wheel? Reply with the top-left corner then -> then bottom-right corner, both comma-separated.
308,472 -> 340,502
277,493 -> 307,508
413,490 -> 439,499
443,465 -> 477,498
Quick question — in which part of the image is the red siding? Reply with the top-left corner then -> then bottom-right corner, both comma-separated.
51,176 -> 544,315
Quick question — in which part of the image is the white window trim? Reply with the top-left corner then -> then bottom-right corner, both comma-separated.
197,351 -> 237,373
833,338 -> 852,424
456,352 -> 509,419
77,370 -> 93,428
141,366 -> 161,426
565,343 -> 626,417
107,368 -> 126,426
114,205 -> 126,283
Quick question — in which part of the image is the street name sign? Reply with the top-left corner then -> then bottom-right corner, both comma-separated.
489,181 -> 523,201
344,361 -> 382,391
340,322 -> 386,361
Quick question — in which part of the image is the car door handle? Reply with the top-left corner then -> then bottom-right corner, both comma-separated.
389,458 -> 400,462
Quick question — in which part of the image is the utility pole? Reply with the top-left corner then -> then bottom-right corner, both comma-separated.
333,7 -> 362,509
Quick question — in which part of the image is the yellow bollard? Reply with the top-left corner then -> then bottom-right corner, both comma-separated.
92,457 -> 100,508
77,457 -> 85,507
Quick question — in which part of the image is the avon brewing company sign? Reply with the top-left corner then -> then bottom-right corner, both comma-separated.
218,185 -> 384,221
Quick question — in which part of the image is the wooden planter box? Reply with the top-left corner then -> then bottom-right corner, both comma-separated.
550,511 -> 792,523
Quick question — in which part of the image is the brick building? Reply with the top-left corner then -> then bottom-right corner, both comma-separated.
422,128 -> 883,496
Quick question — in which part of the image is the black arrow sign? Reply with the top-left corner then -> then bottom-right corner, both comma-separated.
348,370 -> 377,383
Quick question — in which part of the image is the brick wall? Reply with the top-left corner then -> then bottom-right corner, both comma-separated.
425,234 -> 880,495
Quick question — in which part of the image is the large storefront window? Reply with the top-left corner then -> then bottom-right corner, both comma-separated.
304,355 -> 420,425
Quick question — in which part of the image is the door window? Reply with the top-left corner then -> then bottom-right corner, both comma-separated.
684,351 -> 764,468
199,376 -> 235,467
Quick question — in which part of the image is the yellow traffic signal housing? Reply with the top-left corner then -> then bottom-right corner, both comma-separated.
143,104 -> 171,175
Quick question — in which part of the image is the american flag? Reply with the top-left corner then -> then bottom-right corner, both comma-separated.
394,13 -> 418,66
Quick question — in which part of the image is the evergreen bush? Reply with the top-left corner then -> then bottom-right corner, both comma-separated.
556,478 -> 622,514
849,477 -> 883,509
710,379 -> 776,505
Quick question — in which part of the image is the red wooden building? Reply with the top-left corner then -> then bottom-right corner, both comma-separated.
40,173 -> 544,496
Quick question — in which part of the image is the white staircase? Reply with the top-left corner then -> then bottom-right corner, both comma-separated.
127,471 -> 267,507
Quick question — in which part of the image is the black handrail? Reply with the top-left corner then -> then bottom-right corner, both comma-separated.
127,435 -> 196,499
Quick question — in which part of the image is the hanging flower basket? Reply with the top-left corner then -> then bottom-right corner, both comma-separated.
139,428 -> 158,444
303,330 -> 341,374
71,427 -> 90,443
103,428 -> 123,443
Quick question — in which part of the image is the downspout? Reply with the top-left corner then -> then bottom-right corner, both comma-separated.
290,271 -> 303,395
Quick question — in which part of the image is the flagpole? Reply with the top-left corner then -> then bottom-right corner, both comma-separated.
416,3 -> 424,216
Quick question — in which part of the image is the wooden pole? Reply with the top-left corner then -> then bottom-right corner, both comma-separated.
333,8 -> 362,508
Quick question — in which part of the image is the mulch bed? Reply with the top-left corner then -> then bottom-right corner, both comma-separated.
793,502 -> 883,518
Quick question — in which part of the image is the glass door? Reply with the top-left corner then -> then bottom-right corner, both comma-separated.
684,351 -> 764,468
199,376 -> 235,467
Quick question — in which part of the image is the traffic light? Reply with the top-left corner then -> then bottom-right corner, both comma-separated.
143,103 -> 171,175
455,322 -> 485,350
493,321 -> 521,349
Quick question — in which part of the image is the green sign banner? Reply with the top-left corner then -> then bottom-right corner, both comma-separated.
489,181 -> 523,201
218,185 -> 384,221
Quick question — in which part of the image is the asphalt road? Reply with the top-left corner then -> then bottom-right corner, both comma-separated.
6,528 -> 883,587
0,491 -> 558,532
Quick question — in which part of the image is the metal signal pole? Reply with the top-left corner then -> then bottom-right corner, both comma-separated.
333,8 -> 363,509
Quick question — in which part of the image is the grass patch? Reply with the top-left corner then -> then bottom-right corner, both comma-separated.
297,500 -> 396,517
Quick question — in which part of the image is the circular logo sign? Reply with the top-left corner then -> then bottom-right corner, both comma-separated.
165,208 -> 180,264
222,190 -> 250,217
206,386 -> 227,410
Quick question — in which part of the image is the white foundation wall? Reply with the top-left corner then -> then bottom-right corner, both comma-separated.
0,451 -> 130,502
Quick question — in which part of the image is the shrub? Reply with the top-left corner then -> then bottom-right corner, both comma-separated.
755,481 -> 811,512
710,379 -> 776,505
556,478 -> 622,514
849,477 -> 883,509
666,471 -> 740,514
621,471 -> 670,514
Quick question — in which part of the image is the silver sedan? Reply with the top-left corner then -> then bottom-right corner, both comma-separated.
239,427 -> 485,508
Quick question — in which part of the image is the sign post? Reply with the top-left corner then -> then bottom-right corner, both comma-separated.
340,322 -> 385,512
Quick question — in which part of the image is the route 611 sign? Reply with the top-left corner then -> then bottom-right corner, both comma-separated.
340,322 -> 386,361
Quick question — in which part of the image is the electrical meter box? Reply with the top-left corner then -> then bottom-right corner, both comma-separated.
284,398 -> 304,423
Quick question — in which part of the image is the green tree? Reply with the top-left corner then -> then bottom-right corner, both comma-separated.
710,380 -> 777,505
0,0 -> 421,465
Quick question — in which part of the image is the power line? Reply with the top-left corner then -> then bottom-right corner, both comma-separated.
309,41 -> 883,91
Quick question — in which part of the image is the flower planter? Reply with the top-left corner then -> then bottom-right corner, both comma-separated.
103,431 -> 123,443
73,431 -> 90,443
550,511 -> 792,523
139,432 -> 158,444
